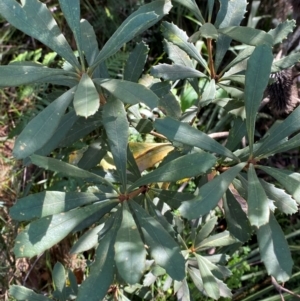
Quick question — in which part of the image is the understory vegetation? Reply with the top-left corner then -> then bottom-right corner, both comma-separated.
1,0 -> 300,300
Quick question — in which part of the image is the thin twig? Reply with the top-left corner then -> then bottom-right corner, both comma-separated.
271,276 -> 300,299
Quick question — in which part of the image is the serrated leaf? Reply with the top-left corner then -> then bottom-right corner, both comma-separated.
73,73 -> 99,118
154,117 -> 239,161
244,44 -> 273,155
268,19 -> 296,45
53,262 -> 66,298
161,22 -> 208,71
259,179 -> 298,215
13,201 -> 118,258
13,87 -> 75,159
77,208 -> 122,301
224,190 -> 252,242
0,65 -> 77,87
196,254 -> 220,300
194,217 -> 218,247
0,0 -> 79,68
10,191 -> 117,221
258,166 -> 300,204
102,99 -> 128,192
151,64 -> 206,81
92,0 -> 172,68
218,26 -> 273,46
257,212 -> 293,282
95,79 -> 159,109
247,164 -> 270,228
29,154 -> 116,190
115,202 -> 146,284
214,0 -> 247,71
130,201 -> 185,281
9,285 -> 52,301
129,152 -> 216,191
179,163 -> 246,220
196,231 -> 239,250
124,42 -> 149,82
271,52 -> 300,73
172,0 -> 204,24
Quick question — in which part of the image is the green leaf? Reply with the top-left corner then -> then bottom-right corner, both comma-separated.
199,23 -> 219,39
224,190 -> 252,242
73,73 -> 100,118
13,87 -> 75,159
218,26 -> 274,46
268,19 -> 296,45
94,79 -> 159,109
154,117 -> 239,161
115,202 -> 146,284
259,179 -> 298,215
124,42 -> 149,82
58,0 -> 82,54
0,65 -> 77,87
161,22 -> 208,71
92,0 -> 172,68
102,99 -> 128,192
129,152 -> 216,191
172,0 -> 204,24
151,64 -> 207,81
247,164 -> 270,228
9,285 -> 52,301
176,279 -> 190,301
29,154 -> 116,190
214,0 -> 247,70
196,231 -> 239,250
159,93 -> 182,119
77,208 -> 122,301
225,117 -> 247,151
0,0 -> 79,68
10,191 -> 117,221
257,212 -> 293,282
271,52 -> 300,73
244,44 -> 273,155
153,189 -> 194,209
130,201 -> 185,281
179,163 -> 246,220
196,254 -> 220,300
80,19 -> 99,66
199,79 -> 216,106
194,217 -> 218,247
13,201 -> 118,258
53,262 -> 66,299
258,166 -> 300,204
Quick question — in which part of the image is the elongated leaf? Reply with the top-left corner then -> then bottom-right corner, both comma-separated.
224,190 -> 251,242
127,145 -> 141,181
173,0 -> 204,24
30,154 -> 116,190
159,93 -> 182,119
129,152 -> 216,191
124,42 -> 149,82
179,163 -> 246,220
0,65 -> 77,87
0,0 -> 79,68
102,99 -> 128,192
13,87 -> 75,159
130,201 -> 185,281
247,164 -> 270,228
194,217 -> 218,247
115,202 -> 146,284
268,19 -> 296,45
218,26 -> 273,46
94,79 -> 159,109
225,117 -> 247,151
77,208 -> 122,301
199,79 -> 216,106
10,191 -> 117,221
58,0 -> 82,53
9,285 -> 52,301
257,212 -> 293,282
258,166 -> 300,204
161,22 -> 208,71
151,64 -> 206,81
154,117 -> 239,161
13,201 -> 118,258
176,279 -> 190,301
196,231 -> 239,250
271,52 -> 300,73
214,0 -> 247,70
53,262 -> 66,298
244,44 -> 273,155
154,189 -> 194,209
92,0 -> 172,68
196,254 -> 220,300
73,73 -> 99,118
259,179 -> 298,215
